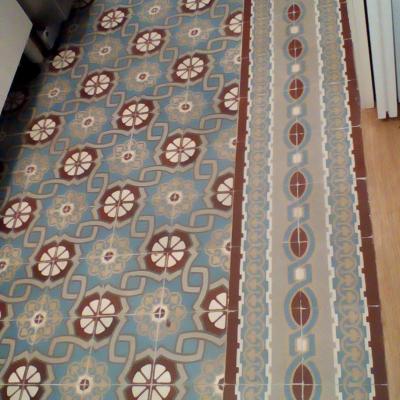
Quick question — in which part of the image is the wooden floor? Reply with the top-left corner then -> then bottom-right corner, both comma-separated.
361,109 -> 400,399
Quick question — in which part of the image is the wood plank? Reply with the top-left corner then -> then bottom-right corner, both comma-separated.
361,108 -> 400,398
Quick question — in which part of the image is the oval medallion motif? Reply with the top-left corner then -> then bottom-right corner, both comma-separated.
288,4 -> 301,21
289,79 -> 304,100
289,227 -> 308,258
292,364 -> 314,400
288,39 -> 303,58
289,123 -> 305,146
289,171 -> 307,198
290,291 -> 311,326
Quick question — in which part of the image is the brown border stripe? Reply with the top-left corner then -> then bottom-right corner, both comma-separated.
223,0 -> 253,397
340,1 -> 389,397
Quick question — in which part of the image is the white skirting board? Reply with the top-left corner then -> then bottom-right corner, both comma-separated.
348,0 -> 399,118
366,0 -> 398,118
392,0 -> 400,103
347,0 -> 375,109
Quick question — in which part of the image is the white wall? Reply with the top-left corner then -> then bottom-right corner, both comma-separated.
0,0 -> 32,112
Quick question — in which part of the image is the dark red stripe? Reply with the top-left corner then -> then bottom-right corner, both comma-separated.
223,0 -> 253,397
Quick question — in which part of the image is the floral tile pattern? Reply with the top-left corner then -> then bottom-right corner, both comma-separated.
0,0 -> 389,399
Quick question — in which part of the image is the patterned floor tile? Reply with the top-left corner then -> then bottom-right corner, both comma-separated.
154,308 -> 227,372
0,320 -> 35,363
81,316 -> 159,383
0,0 -> 389,398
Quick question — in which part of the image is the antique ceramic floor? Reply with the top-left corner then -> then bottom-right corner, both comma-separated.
0,0 -> 389,399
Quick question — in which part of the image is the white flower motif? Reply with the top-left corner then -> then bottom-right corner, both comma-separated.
134,30 -> 163,53
103,188 -> 136,219
223,85 -> 239,112
99,9 -> 127,30
130,360 -> 175,399
4,361 -> 45,400
150,234 -> 187,269
79,297 -> 117,336
63,150 -> 95,178
216,176 -> 233,207
208,291 -> 227,330
226,11 -> 243,35
3,201 -> 33,230
174,54 -> 206,81
169,138 -> 195,164
51,49 -> 78,70
82,73 -> 112,97
182,0 -> 213,12
28,116 -> 59,143
121,102 -> 150,128
36,244 -> 72,279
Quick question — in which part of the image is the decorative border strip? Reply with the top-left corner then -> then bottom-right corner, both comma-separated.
314,1 -> 342,398
225,0 -> 389,398
282,2 -> 322,397
318,0 -> 374,396
317,0 -> 389,398
339,1 -> 389,397
224,0 -> 274,398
